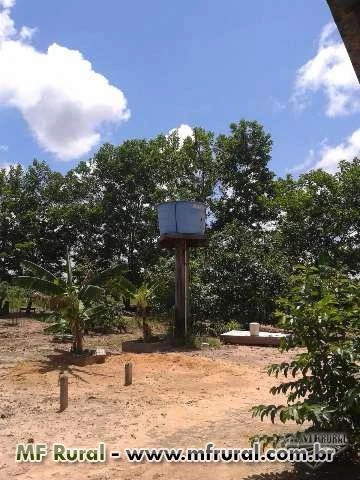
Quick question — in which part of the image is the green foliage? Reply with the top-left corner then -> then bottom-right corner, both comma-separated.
43,314 -> 70,335
190,222 -> 289,325
266,159 -> 360,271
190,319 -> 242,337
223,320 -> 242,332
0,281 -> 7,309
13,253 -> 130,353
132,283 -> 153,314
212,120 -> 274,228
146,256 -> 175,312
252,265 -> 360,445
186,335 -> 221,349
132,283 -> 154,342
2,122 -> 360,344
84,299 -> 126,333
0,282 -> 30,312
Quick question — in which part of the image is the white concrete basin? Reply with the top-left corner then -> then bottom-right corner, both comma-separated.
220,330 -> 289,346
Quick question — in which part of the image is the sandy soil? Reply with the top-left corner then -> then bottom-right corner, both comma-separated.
0,319 -> 358,480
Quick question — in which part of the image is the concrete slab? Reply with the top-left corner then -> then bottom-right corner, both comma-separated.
220,330 -> 288,346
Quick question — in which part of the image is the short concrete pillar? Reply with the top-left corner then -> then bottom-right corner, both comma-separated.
59,372 -> 68,412
124,362 -> 133,386
249,322 -> 260,336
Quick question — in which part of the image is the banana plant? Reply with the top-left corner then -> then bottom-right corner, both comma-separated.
133,284 -> 153,342
13,249 -> 133,353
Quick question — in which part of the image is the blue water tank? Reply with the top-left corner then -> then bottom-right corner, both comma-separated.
157,201 -> 206,235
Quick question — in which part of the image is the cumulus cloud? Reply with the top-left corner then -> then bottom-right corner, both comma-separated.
0,5 -> 15,40
292,130 -> 360,174
0,0 -> 15,8
0,2 -> 130,160
289,149 -> 317,174
167,124 -> 194,145
19,25 -> 37,41
314,129 -> 360,173
292,22 -> 360,116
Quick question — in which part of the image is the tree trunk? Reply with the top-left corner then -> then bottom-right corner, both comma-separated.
142,315 -> 151,342
72,318 -> 84,353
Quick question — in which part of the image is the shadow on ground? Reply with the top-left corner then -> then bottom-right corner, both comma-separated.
35,349 -> 114,383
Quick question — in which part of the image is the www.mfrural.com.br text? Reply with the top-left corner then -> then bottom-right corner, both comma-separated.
15,442 -> 337,465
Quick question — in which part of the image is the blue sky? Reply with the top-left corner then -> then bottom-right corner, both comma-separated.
0,0 -> 359,176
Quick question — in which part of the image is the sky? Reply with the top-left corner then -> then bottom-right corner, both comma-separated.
0,0 -> 359,177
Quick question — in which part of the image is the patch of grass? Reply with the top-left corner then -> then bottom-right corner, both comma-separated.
186,336 -> 221,349
223,320 -> 243,332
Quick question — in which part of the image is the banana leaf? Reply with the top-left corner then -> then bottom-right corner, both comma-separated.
22,260 -> 66,286
13,276 -> 66,296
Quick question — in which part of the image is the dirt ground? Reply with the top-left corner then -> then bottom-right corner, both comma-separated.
0,319 -> 358,480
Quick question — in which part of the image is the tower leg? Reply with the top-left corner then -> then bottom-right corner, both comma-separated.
175,240 -> 188,344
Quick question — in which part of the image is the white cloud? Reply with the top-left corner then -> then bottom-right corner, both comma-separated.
292,130 -> 360,174
0,6 -> 15,40
314,129 -> 360,173
0,2 -> 130,160
19,25 -> 37,41
289,149 -> 317,174
0,144 -> 8,151
292,22 -> 360,116
0,0 -> 16,8
167,123 -> 194,145
270,96 -> 287,113
0,161 -> 15,172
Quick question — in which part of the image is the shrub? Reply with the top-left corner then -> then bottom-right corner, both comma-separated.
191,319 -> 242,337
84,299 -> 127,333
252,265 -> 360,447
43,313 -> 70,335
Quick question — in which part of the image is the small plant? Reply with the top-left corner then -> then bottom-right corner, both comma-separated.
44,315 -> 70,335
191,319 -> 242,337
0,283 -> 30,313
223,320 -> 242,332
133,284 -> 153,342
252,265 -> 360,448
185,335 -> 221,349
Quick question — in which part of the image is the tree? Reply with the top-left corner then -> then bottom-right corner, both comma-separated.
0,163 -> 28,277
267,159 -> 360,273
164,127 -> 217,202
47,160 -> 104,270
13,250 -> 131,353
90,141 -> 165,284
0,160 -> 67,277
252,265 -> 360,445
190,221 -> 289,325
213,120 -> 274,228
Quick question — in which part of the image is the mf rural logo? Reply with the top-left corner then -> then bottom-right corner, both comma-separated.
284,431 -> 349,470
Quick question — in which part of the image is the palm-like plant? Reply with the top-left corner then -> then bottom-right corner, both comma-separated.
133,284 -> 153,342
13,249 -> 133,353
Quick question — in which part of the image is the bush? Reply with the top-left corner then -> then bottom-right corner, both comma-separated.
43,315 -> 70,335
84,300 -> 127,333
0,282 -> 30,313
186,335 -> 221,349
191,319 -> 242,337
252,265 -> 360,447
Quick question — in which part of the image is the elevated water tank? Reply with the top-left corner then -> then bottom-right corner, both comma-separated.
157,201 -> 206,236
